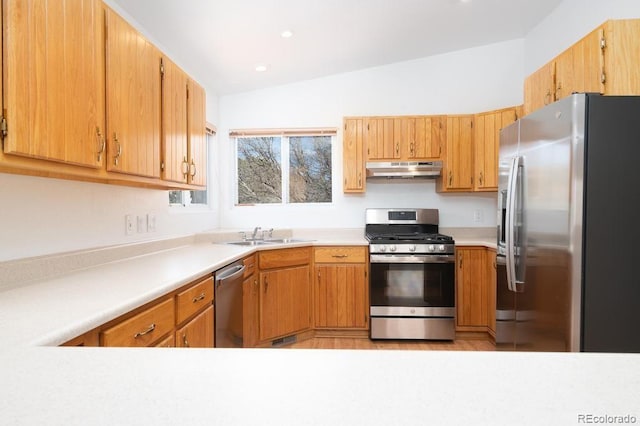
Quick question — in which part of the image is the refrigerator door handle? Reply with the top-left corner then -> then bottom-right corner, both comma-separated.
505,156 -> 521,293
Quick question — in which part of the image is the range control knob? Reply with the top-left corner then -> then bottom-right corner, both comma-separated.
409,245 -> 416,252
379,245 -> 387,252
428,245 -> 435,252
389,245 -> 397,252
438,244 -> 445,252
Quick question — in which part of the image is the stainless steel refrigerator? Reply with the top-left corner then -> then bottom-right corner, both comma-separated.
496,93 -> 640,352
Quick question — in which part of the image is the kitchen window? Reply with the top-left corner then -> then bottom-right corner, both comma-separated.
231,128 -> 336,205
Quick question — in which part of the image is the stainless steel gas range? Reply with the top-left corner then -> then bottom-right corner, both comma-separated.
365,208 -> 455,340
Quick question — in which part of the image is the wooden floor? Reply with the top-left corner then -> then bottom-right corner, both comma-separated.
284,337 -> 495,351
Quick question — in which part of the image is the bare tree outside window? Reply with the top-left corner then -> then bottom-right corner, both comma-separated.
289,136 -> 332,203
237,137 -> 282,204
236,134 -> 333,205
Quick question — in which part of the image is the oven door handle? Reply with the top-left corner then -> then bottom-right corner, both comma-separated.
370,254 -> 455,264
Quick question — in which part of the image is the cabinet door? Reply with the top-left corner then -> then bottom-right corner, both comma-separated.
410,116 -> 443,160
440,115 -> 474,191
105,8 -> 161,177
474,108 -> 516,191
161,57 -> 189,183
342,118 -> 364,192
571,26 -> 605,95
523,61 -> 555,115
456,247 -> 488,329
554,48 -> 574,101
603,19 -> 640,96
176,304 -> 214,348
364,118 -> 396,161
187,79 -> 207,187
3,0 -> 105,168
259,265 -> 311,341
314,264 -> 368,329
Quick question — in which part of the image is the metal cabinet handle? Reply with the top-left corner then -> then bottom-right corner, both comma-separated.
459,254 -> 463,269
544,90 -> 552,105
448,170 -> 453,187
133,323 -> 156,339
182,333 -> 189,348
395,143 -> 399,155
190,160 -> 196,177
192,292 -> 205,303
113,133 -> 122,166
96,127 -> 105,162
358,172 -> 362,187
181,156 -> 189,178
331,254 -> 348,258
479,171 -> 484,186
410,142 -> 414,156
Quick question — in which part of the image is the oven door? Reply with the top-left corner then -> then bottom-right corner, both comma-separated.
369,254 -> 455,317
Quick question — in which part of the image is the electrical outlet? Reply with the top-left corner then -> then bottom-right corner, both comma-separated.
137,215 -> 147,233
473,209 -> 483,223
147,214 -> 156,232
125,215 -> 134,235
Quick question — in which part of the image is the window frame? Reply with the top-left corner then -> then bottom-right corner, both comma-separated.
231,128 -> 336,206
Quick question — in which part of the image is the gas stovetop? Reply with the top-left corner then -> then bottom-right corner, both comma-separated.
366,232 -> 454,244
364,208 -> 455,255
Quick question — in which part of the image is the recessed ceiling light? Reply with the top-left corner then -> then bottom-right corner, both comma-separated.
255,65 -> 268,72
281,30 -> 294,38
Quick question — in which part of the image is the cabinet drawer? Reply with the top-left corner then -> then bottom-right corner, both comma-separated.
314,246 -> 367,263
101,298 -> 175,347
176,276 -> 214,324
259,247 -> 311,269
243,254 -> 256,279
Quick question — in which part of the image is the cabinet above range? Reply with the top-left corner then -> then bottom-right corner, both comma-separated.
343,105 -> 520,194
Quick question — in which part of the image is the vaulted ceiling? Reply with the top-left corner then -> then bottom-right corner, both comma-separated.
112,0 -> 563,95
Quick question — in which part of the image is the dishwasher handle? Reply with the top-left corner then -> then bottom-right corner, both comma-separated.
215,264 -> 245,287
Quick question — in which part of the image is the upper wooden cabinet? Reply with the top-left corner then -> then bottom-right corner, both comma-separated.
187,80 -> 207,187
473,107 -> 518,191
1,2 -> 207,190
364,116 -> 444,161
524,19 -> 640,115
364,117 -> 396,161
342,118 -> 365,193
105,8 -> 162,178
408,116 -> 445,160
3,0 -> 105,168
161,57 -> 189,183
437,115 -> 474,192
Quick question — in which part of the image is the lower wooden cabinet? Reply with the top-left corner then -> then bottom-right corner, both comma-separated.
101,298 -> 176,347
176,305 -> 214,348
64,274 -> 215,348
455,246 -> 497,337
313,247 -> 368,330
259,264 -> 311,341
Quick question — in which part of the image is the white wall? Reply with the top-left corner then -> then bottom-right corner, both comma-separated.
217,39 -> 524,230
524,0 -> 640,74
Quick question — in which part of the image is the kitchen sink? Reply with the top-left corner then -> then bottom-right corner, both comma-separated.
225,238 -> 313,246
226,240 -> 270,246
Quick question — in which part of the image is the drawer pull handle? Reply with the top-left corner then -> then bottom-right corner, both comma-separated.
133,323 -> 156,339
182,334 -> 189,348
331,254 -> 348,258
192,293 -> 206,303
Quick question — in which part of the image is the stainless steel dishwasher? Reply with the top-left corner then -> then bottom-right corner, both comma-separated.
214,259 -> 245,348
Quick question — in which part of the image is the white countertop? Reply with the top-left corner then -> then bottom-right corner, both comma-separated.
1,230 -> 638,425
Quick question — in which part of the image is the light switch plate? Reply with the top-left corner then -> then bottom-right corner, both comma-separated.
147,214 -> 156,232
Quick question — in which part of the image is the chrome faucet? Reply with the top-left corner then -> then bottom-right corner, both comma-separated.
251,226 -> 261,240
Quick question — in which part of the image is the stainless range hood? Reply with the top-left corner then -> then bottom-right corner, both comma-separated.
366,161 -> 442,179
